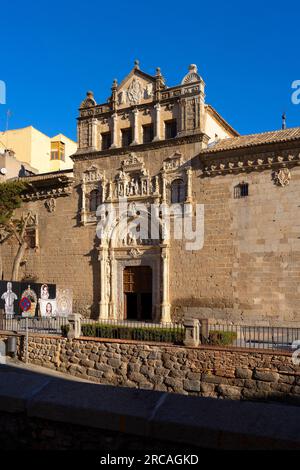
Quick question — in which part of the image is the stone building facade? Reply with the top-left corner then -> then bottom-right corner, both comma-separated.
2,62 -> 300,326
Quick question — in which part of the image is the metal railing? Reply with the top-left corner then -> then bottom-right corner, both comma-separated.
0,314 -> 69,336
1,313 -> 300,351
206,323 -> 300,351
80,318 -> 185,344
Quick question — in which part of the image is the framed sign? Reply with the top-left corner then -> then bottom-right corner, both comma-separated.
39,299 -> 57,317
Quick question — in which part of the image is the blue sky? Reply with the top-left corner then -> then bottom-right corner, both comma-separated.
1,0 -> 299,141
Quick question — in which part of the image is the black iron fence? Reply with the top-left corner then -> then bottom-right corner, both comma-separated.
1,313 -> 300,351
206,323 -> 300,351
79,318 -> 185,344
0,315 -> 69,336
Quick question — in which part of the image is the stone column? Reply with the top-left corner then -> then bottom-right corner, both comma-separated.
110,113 -> 118,148
131,108 -> 139,145
161,246 -> 171,323
81,181 -> 87,225
99,246 -> 109,320
109,251 -> 116,319
185,167 -> 193,203
153,103 -> 161,141
91,118 -> 98,150
162,173 -> 167,203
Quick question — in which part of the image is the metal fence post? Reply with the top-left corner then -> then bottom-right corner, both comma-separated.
25,317 -> 29,364
200,319 -> 209,343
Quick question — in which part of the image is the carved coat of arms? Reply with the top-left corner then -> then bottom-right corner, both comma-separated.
126,78 -> 143,105
274,168 -> 291,186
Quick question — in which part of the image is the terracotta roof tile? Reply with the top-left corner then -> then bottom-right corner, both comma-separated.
201,127 -> 300,154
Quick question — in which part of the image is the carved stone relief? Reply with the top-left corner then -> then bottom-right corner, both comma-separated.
273,168 -> 291,186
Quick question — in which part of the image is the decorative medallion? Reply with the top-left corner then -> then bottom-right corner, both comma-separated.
274,168 -> 291,187
129,248 -> 142,258
56,288 -> 73,317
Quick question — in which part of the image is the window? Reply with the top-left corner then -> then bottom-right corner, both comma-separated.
89,189 -> 101,212
165,119 -> 177,139
142,124 -> 154,144
51,141 -> 65,161
121,128 -> 132,147
25,227 -> 37,249
101,132 -> 111,150
234,182 -> 249,199
171,179 -> 185,203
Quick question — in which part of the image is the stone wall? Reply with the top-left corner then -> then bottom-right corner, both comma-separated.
2,139 -> 300,324
19,334 -> 300,404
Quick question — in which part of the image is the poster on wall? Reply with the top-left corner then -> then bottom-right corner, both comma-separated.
39,299 -> 57,317
56,288 -> 73,317
20,285 -> 38,317
0,280 -> 56,317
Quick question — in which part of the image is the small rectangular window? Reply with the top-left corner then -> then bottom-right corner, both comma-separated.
142,124 -> 154,144
121,128 -> 133,147
164,119 -> 177,139
51,141 -> 65,161
101,132 -> 111,150
234,182 -> 249,199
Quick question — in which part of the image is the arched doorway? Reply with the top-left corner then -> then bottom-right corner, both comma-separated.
123,266 -> 152,321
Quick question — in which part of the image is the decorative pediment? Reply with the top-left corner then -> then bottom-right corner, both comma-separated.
163,151 -> 184,172
117,68 -> 155,108
121,153 -> 147,174
83,165 -> 105,183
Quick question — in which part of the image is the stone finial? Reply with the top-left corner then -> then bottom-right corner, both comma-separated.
154,67 -> 165,99
111,79 -> 118,111
181,64 -> 202,85
188,64 -> 198,72
80,91 -> 96,108
134,59 -> 140,69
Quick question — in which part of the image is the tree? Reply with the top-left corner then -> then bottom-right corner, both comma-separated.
0,180 -> 30,281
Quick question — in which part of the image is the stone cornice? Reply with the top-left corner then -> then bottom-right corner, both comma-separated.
78,90 -> 201,121
18,173 -> 74,201
72,133 -> 208,162
201,148 -> 300,176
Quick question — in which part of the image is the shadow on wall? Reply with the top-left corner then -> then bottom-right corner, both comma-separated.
171,297 -> 235,322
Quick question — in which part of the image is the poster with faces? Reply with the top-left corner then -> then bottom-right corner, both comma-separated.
39,299 -> 57,317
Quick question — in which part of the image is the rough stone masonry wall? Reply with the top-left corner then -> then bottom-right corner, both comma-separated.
19,334 -> 300,403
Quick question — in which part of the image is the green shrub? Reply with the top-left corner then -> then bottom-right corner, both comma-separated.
208,330 -> 237,346
61,324 -> 70,337
81,323 -> 184,344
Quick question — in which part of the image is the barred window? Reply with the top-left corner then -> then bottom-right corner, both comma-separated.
234,182 -> 249,199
